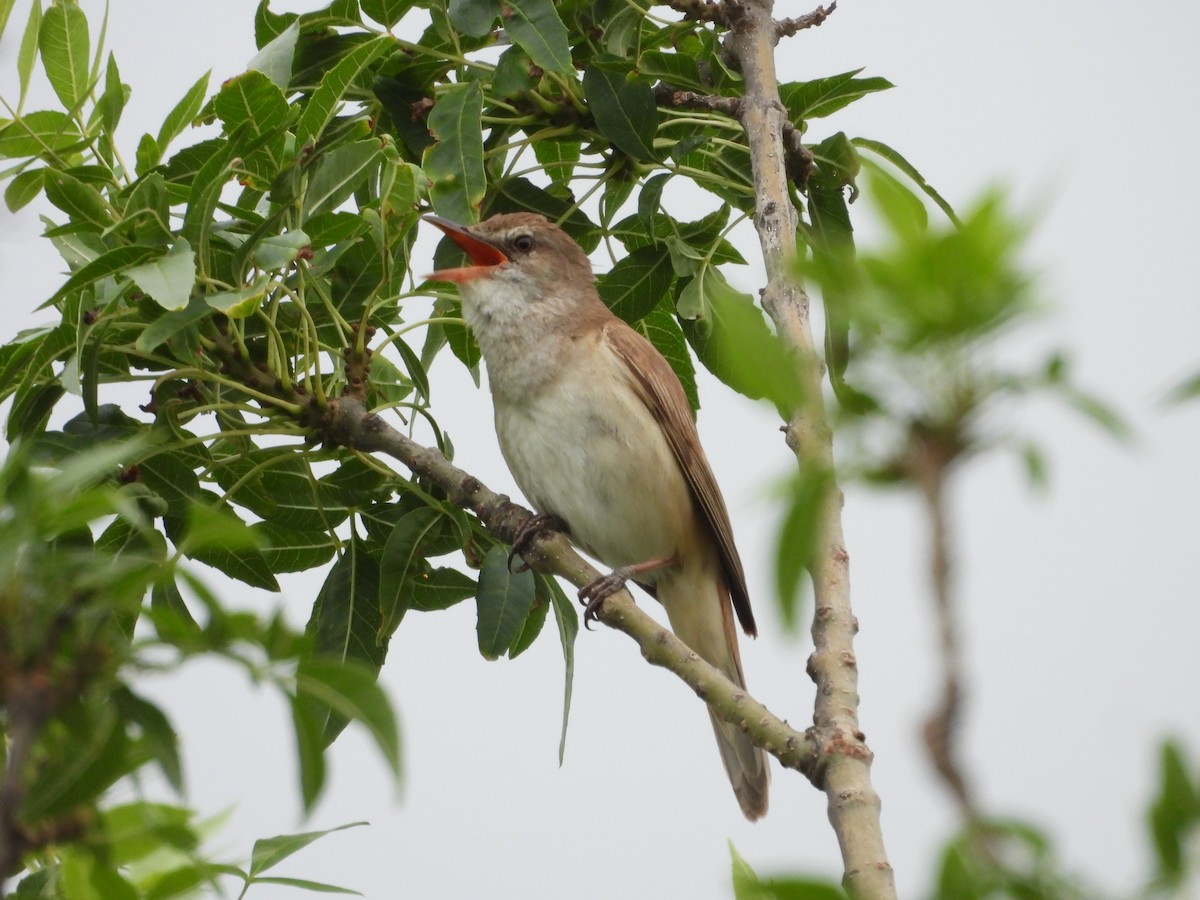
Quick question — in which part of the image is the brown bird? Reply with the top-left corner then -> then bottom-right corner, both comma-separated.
426,211 -> 769,820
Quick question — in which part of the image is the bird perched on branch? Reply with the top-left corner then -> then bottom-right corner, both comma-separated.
426,211 -> 769,820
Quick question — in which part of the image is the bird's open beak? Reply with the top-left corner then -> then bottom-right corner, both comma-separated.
424,214 -> 508,283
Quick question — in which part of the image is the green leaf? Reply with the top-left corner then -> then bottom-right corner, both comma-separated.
250,821 -> 369,877
546,575 -> 577,763
113,689 -> 184,793
7,380 -> 64,438
638,50 -> 705,92
180,134 -> 240,274
247,876 -> 362,894
202,275 -> 268,318
251,521 -> 337,573
1060,387 -> 1134,443
853,137 -> 959,225
252,230 -> 311,269
255,0 -> 296,46
5,167 -> 46,212
157,70 -> 211,151
101,802 -> 199,866
532,137 -> 579,186
1149,739 -> 1200,883
295,34 -> 394,147
40,243 -> 161,309
305,534 -> 386,672
39,0 -> 90,110
136,451 -> 200,517
23,702 -> 128,821
492,44 -> 534,98
392,336 -> 429,404
378,505 -> 444,640
180,502 -> 263,554
124,238 -> 196,311
248,19 -> 300,89
43,169 -> 111,228
0,108 -> 83,158
679,269 -> 803,412
597,244 -> 673,323
729,842 -> 846,900
507,582 -> 548,658
583,60 -> 658,161
475,544 -> 536,660
1163,369 -> 1200,407
100,52 -> 127,134
290,693 -> 326,810
136,294 -> 211,353
302,139 -> 383,219
0,0 -> 16,42
361,0 -> 413,28
779,68 -> 893,121
215,69 -> 289,139
422,80 -> 485,223
16,0 -> 42,107
408,567 -> 477,612
297,658 -> 401,771
505,0 -> 573,75
774,468 -> 832,631
447,0 -> 498,37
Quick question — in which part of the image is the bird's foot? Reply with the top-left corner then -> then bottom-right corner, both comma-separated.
577,553 -> 678,630
507,512 -> 568,573
578,567 -> 637,630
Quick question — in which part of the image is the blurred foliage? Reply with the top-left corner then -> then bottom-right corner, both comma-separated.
0,0 -> 929,887
772,167 -> 1131,627
0,0 -> 1147,895
731,737 -> 1200,898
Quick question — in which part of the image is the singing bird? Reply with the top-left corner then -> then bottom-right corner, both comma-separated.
426,212 -> 769,819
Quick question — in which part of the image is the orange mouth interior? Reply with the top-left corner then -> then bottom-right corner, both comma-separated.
425,216 -> 508,283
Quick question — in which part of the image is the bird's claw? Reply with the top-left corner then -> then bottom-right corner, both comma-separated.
507,512 -> 568,574
578,566 -> 634,630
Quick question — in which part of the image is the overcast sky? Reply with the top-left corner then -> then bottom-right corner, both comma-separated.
2,1 -> 1199,897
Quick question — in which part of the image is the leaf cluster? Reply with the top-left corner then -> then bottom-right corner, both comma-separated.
0,0 -> 946,887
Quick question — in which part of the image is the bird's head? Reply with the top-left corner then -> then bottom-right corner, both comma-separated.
424,212 -> 593,294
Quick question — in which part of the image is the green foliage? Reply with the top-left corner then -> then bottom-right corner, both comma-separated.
933,820 -> 1090,900
799,168 -> 1129,500
0,0 -> 978,889
1147,739 -> 1200,893
729,844 -> 846,899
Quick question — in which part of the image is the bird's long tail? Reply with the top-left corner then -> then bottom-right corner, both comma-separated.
661,564 -> 770,820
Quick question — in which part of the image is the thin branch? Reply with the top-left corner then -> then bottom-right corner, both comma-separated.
723,0 -> 894,896
652,84 -> 742,117
657,0 -> 727,25
905,426 -> 996,864
323,395 -> 827,777
777,3 -> 837,40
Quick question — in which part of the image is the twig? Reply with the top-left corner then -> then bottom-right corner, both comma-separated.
0,676 -> 53,888
323,396 -> 828,776
658,0 -> 727,25
777,3 -> 837,40
652,87 -> 813,185
905,425 -> 993,856
722,0 -> 895,896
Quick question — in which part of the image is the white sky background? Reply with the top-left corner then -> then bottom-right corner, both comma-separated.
2,1 -> 1199,897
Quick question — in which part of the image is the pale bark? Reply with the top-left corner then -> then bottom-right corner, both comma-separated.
723,0 -> 896,895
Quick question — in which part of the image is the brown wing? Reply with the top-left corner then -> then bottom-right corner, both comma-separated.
602,320 -> 757,637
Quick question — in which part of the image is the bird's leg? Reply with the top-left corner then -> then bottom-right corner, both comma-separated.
579,554 -> 679,629
507,512 -> 569,573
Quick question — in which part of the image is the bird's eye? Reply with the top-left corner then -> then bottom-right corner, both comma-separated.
512,234 -> 535,253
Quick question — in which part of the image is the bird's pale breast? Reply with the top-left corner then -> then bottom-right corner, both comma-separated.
493,339 -> 698,575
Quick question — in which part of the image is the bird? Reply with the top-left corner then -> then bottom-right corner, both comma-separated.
425,211 -> 769,820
